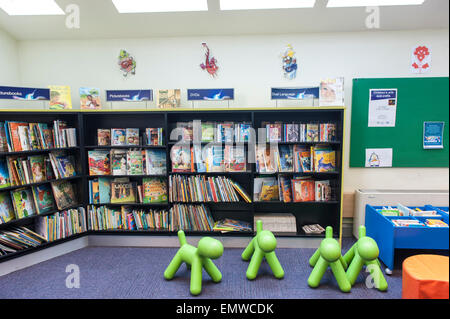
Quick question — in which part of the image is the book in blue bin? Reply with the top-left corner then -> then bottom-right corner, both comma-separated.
277,145 -> 293,172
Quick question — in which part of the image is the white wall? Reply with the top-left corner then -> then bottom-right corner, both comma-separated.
8,29 -> 450,193
0,28 -> 20,108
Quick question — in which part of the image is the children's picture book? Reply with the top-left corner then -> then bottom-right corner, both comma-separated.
32,184 -> 56,214
7,122 -> 28,152
48,85 -> 72,110
88,150 -> 110,175
255,145 -> 277,173
176,122 -> 193,142
192,144 -> 206,173
98,177 -> 111,204
171,145 -> 191,172
97,129 -> 111,146
278,145 -> 293,172
111,129 -> 127,146
111,149 -> 127,175
224,145 -> 246,172
18,126 -> 31,151
210,145 -> 224,172
254,177 -> 279,202
0,123 -> 8,152
314,149 -> 336,172
11,188 -> 36,218
315,180 -> 331,202
278,176 -> 292,202
236,123 -> 252,142
110,179 -> 136,204
127,150 -> 144,175
143,177 -> 168,203
145,149 -> 166,175
284,124 -> 299,142
126,128 -> 139,146
0,192 -> 15,224
51,180 -> 77,210
294,145 -> 311,172
157,89 -> 181,108
146,128 -> 164,146
29,155 -> 46,182
79,87 -> 101,110
306,123 -> 319,142
216,122 -> 234,143
319,77 -> 345,107
292,179 -> 315,202
53,153 -> 77,178
201,122 -> 215,142
267,123 -> 282,143
0,159 -> 11,189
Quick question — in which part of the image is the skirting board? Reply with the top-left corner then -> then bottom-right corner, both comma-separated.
0,235 -> 321,277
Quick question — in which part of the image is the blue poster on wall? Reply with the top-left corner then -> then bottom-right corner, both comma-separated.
424,121 -> 445,149
187,89 -> 234,101
106,90 -> 153,102
271,87 -> 319,100
0,86 -> 50,100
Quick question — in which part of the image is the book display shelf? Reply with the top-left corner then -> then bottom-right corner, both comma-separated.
0,107 -> 345,263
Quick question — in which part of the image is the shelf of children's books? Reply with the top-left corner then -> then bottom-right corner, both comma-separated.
0,176 -> 82,192
89,229 -> 254,237
0,147 -> 80,157
169,171 -> 252,175
168,141 -> 250,146
253,201 -> 339,205
265,141 -> 341,145
170,201 -> 253,207
85,145 -> 165,150
87,174 -> 167,178
0,232 -> 87,262
256,171 -> 340,176
0,204 -> 84,229
88,203 -> 169,207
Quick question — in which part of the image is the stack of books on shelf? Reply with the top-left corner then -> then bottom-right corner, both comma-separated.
0,179 -> 78,224
0,226 -> 47,256
0,120 -> 77,152
0,151 -> 76,188
169,175 -> 251,203
174,121 -> 253,143
35,207 -> 87,242
87,205 -> 170,231
256,144 -> 336,173
89,177 -> 167,205
302,224 -> 326,235
88,148 -> 166,176
171,144 -> 247,173
97,127 -> 164,146
254,214 -> 297,233
170,204 -> 215,232
254,176 -> 332,202
213,219 -> 252,233
262,122 -> 337,143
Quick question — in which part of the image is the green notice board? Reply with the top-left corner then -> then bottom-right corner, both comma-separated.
350,77 -> 449,167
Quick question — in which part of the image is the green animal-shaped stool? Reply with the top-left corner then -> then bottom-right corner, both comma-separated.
308,226 -> 351,292
164,230 -> 224,296
343,225 -> 388,292
242,220 -> 285,280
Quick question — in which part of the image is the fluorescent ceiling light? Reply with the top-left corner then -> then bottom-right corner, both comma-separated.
0,0 -> 64,15
112,0 -> 208,13
327,0 -> 426,7
220,0 -> 316,10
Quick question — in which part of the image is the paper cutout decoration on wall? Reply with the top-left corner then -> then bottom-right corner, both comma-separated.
118,49 -> 136,77
157,89 -> 181,108
48,85 -> 72,110
411,45 -> 431,74
200,43 -> 219,77
282,44 -> 298,80
79,87 -> 102,110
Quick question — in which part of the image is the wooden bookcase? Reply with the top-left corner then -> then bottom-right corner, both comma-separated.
0,107 -> 345,262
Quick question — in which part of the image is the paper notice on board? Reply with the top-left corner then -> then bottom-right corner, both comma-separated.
423,121 -> 445,149
368,89 -> 398,127
365,148 -> 393,168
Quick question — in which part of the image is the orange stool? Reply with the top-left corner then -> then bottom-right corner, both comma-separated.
402,254 -> 449,299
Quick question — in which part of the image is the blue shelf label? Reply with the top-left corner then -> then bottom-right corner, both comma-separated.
106,90 -> 153,102
370,89 -> 397,101
0,86 -> 50,101
187,89 -> 234,101
271,87 -> 319,100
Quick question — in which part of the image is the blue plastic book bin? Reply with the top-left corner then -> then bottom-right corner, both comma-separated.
365,205 -> 449,272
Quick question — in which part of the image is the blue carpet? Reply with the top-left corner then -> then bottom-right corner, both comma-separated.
0,239 -> 403,299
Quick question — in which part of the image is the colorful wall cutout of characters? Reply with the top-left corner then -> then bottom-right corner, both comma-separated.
200,43 -> 219,78
118,49 -> 136,77
282,44 -> 298,80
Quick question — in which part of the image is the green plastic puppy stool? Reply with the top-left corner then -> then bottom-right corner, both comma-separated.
164,230 -> 224,296
344,225 -> 388,292
242,220 -> 285,280
307,226 -> 351,292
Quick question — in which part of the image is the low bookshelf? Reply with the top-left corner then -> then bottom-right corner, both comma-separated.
0,107 -> 345,262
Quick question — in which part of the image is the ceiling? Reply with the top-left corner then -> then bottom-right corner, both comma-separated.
0,0 -> 448,40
